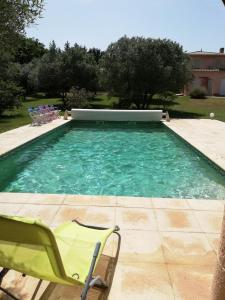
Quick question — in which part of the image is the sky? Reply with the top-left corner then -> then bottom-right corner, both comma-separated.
27,0 -> 225,52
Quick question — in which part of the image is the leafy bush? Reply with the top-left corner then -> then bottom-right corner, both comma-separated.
0,80 -> 23,115
190,87 -> 207,99
157,91 -> 177,110
65,87 -> 94,109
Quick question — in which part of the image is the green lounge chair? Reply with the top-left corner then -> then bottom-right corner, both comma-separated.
0,214 -> 120,300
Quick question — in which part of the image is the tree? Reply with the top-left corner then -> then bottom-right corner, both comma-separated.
14,36 -> 47,64
0,51 -> 23,114
0,0 -> 44,114
100,36 -> 191,109
65,87 -> 93,109
88,48 -> 104,64
0,0 -> 44,51
37,41 -> 62,97
61,43 -> 98,94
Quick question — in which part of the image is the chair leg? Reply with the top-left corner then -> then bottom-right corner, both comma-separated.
80,242 -> 102,300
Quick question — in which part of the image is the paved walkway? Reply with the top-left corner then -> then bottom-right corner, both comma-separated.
0,118 -> 70,156
0,193 -> 223,300
165,119 -> 225,171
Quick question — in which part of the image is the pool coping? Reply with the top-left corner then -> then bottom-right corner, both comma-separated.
0,118 -> 72,157
164,119 -> 225,173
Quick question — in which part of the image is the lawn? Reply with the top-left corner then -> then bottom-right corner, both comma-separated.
0,97 -> 62,134
92,94 -> 225,122
0,94 -> 225,133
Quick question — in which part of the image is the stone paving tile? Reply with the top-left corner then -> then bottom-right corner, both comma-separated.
115,207 -> 157,230
116,196 -> 152,208
205,233 -> 220,253
64,194 -> 117,207
193,211 -> 223,233
187,199 -> 224,212
160,231 -> 216,266
167,264 -> 214,300
0,192 -> 30,204
108,262 -> 174,300
52,205 -> 116,228
17,204 -> 60,225
154,209 -> 201,232
0,203 -> 24,215
152,198 -> 189,210
26,193 -> 65,205
117,229 -> 164,263
0,195 -> 224,299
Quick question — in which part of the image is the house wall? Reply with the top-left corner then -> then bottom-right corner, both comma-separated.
191,55 -> 225,69
185,70 -> 225,96
186,54 -> 225,96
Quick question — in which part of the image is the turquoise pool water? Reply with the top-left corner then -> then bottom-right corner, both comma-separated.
0,121 -> 224,199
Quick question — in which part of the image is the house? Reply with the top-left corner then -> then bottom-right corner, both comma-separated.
185,48 -> 225,96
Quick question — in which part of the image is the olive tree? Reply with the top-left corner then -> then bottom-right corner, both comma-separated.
0,0 -> 44,114
100,36 -> 191,109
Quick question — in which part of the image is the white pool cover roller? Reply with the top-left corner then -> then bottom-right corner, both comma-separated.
71,109 -> 163,121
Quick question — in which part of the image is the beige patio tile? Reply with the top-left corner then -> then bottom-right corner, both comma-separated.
108,261 -> 174,300
155,209 -> 201,232
161,231 -> 216,266
51,205 -> 88,226
118,230 -> 164,263
115,207 -> 157,230
0,203 -> 24,215
187,199 -> 224,212
64,194 -> 117,207
116,196 -> 152,208
17,204 -> 59,225
205,233 -> 221,252
167,264 -> 214,300
52,205 -> 116,227
152,198 -> 189,210
194,211 -> 223,233
26,193 -> 65,205
0,192 -> 30,204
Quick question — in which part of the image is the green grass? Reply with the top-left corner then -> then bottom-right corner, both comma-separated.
91,94 -> 225,122
0,97 -> 62,133
0,94 -> 225,134
156,96 -> 225,122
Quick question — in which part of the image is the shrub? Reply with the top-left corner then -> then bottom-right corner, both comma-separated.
190,87 -> 207,99
157,91 -> 177,110
65,87 -> 94,109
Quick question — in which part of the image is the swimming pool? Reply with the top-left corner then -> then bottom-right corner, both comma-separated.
0,121 -> 224,199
